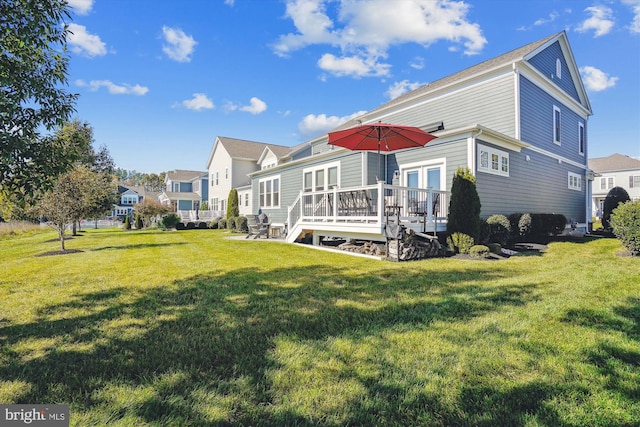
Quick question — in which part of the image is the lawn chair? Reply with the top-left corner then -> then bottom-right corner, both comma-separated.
246,213 -> 270,239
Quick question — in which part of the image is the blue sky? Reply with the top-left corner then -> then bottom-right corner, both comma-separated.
65,0 -> 640,173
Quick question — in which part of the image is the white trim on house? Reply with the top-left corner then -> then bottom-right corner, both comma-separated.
568,172 -> 582,191
478,144 -> 510,177
258,175 -> 281,209
553,105 -> 562,145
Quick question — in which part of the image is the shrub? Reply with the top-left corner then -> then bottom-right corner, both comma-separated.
512,213 -> 566,242
186,222 -> 196,229
235,216 -> 248,233
197,222 -> 208,229
485,214 -> 511,246
447,167 -> 481,240
602,187 -> 631,230
218,218 -> 227,229
134,213 -> 143,229
209,220 -> 219,229
447,232 -> 475,254
227,189 -> 239,227
487,243 -> 502,255
469,245 -> 490,259
228,216 -> 237,231
160,213 -> 180,230
175,222 -> 186,230
610,199 -> 640,256
123,214 -> 131,230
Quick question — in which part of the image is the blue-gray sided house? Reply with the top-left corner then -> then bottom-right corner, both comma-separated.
245,31 -> 592,244
159,170 -> 209,212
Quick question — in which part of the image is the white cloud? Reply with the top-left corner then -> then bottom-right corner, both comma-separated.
162,26 -> 197,62
67,0 -> 93,15
385,80 -> 425,99
579,66 -> 618,91
622,0 -> 640,33
410,56 -> 425,70
76,79 -> 149,95
240,97 -> 268,114
297,110 -> 367,138
67,23 -> 106,57
317,53 -> 390,77
181,93 -> 214,111
534,11 -> 560,26
224,0 -> 236,5
274,0 -> 486,78
576,6 -> 615,37
226,97 -> 268,114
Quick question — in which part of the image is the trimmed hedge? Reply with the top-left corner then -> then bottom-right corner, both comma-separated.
469,245 -> 490,259
507,213 -> 567,243
447,232 -> 475,254
610,199 -> 640,256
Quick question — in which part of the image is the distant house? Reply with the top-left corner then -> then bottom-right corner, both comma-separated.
205,137 -> 290,216
112,185 -> 158,220
589,153 -> 640,218
159,170 -> 209,212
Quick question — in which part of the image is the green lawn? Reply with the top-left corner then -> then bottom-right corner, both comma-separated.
1,228 -> 638,426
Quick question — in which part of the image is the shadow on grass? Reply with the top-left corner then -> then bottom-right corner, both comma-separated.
0,264 -> 617,425
562,298 -> 640,405
92,242 -> 188,251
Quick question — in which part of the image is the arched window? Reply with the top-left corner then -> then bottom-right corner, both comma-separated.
556,58 -> 562,79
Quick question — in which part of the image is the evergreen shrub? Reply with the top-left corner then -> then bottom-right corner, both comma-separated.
447,167 -> 481,240
610,199 -> 640,255
160,213 -> 180,230
447,232 -> 475,254
235,216 -> 248,233
602,187 -> 631,230
486,214 -> 511,246
469,245 -> 490,259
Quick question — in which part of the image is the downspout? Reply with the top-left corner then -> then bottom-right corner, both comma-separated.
469,128 -> 483,175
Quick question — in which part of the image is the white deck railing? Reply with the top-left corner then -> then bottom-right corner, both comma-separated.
287,182 -> 448,242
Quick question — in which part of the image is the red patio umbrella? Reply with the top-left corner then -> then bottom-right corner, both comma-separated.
327,122 -> 437,181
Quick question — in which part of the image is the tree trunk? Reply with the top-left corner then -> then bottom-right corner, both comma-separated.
72,221 -> 77,236
59,226 -> 66,251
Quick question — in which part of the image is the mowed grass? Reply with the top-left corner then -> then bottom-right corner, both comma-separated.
0,228 -> 638,426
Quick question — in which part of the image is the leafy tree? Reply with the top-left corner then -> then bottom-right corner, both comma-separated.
1,0 -> 78,198
36,168 -> 85,251
610,199 -> 640,256
447,167 -> 481,240
227,189 -> 239,225
134,198 -> 169,228
602,186 -> 630,231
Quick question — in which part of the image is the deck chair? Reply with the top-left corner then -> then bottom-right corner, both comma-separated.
246,214 -> 270,239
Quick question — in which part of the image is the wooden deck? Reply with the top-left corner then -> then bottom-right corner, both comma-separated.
286,183 -> 449,244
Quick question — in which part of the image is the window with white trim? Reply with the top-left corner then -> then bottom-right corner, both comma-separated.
302,162 -> 340,192
568,172 -> 582,191
553,106 -> 561,145
630,175 -> 640,188
211,198 -> 219,211
600,176 -> 614,190
578,122 -> 585,156
244,193 -> 249,207
259,176 -> 280,208
478,144 -> 509,177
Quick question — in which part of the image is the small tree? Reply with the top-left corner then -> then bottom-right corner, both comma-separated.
602,187 -> 630,231
447,167 -> 481,240
134,213 -> 143,229
123,214 -> 131,230
227,189 -> 239,226
134,198 -> 169,228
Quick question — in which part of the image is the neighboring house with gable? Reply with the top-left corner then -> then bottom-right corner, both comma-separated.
241,31 -> 593,244
112,185 -> 158,220
589,153 -> 640,218
206,136 -> 291,216
159,170 -> 209,214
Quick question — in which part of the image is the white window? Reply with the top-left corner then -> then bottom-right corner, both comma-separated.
259,176 -> 280,208
211,198 -> 219,211
210,174 -> 214,187
556,58 -> 562,79
568,172 -> 582,191
629,175 -> 640,188
478,144 -> 509,177
600,177 -> 614,190
173,182 -> 180,192
553,106 -> 561,145
215,172 -> 219,186
302,162 -> 340,192
578,122 -> 585,156
225,168 -> 228,179
244,193 -> 249,207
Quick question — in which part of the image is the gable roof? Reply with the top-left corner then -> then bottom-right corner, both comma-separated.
589,153 -> 640,172
325,31 -> 588,136
166,169 -> 207,182
206,136 -> 293,168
